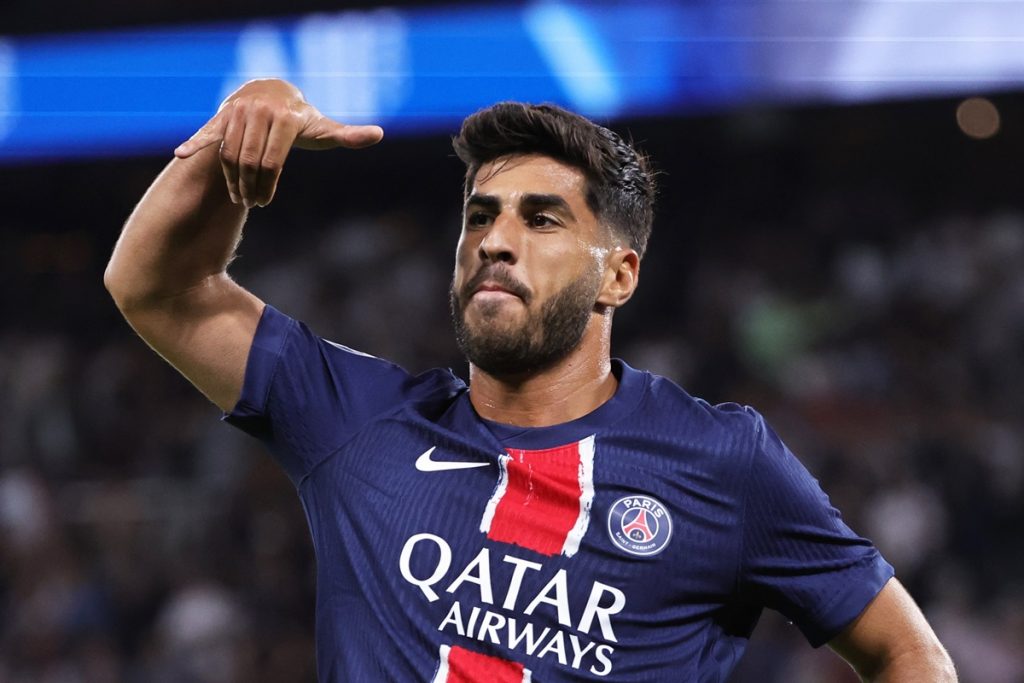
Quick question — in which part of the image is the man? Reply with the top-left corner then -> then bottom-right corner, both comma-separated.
105,79 -> 956,681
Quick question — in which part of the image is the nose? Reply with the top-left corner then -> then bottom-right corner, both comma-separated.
478,213 -> 519,264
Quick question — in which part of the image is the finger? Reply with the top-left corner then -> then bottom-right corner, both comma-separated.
218,103 -> 246,205
254,114 -> 300,207
174,112 -> 229,158
336,124 -> 385,149
236,105 -> 273,209
297,116 -> 384,151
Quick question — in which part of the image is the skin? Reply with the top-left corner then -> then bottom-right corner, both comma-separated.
451,153 -> 639,425
830,577 -> 958,682
104,79 -> 382,410
104,78 -> 956,681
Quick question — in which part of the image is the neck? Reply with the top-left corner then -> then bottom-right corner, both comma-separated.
468,317 -> 617,427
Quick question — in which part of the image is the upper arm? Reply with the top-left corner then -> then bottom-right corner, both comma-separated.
829,577 -> 956,681
738,408 -> 895,645
117,273 -> 265,412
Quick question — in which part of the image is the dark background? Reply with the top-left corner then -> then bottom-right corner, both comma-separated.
1,3 -> 1023,681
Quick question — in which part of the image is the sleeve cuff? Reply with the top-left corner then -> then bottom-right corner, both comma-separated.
803,553 -> 895,647
222,304 -> 295,437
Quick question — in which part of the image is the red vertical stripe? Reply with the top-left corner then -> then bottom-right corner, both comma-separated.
444,645 -> 526,683
486,443 -> 583,556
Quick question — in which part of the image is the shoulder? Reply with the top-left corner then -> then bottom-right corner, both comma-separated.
244,305 -> 466,423
607,362 -> 771,488
634,365 -> 765,445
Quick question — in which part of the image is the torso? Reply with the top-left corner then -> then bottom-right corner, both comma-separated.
299,366 -> 755,682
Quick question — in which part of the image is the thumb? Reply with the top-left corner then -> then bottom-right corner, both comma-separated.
174,111 -> 229,158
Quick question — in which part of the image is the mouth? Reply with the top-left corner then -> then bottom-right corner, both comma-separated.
470,284 -> 524,307
473,283 -> 517,297
463,269 -> 531,304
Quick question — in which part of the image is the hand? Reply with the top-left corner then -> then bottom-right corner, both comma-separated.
174,79 -> 384,208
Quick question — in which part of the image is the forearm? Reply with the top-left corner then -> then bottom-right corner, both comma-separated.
859,642 -> 957,683
105,78 -> 383,313
104,144 -> 247,310
831,579 -> 956,683
100,79 -> 383,411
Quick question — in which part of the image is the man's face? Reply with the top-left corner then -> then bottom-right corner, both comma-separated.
449,154 -> 611,376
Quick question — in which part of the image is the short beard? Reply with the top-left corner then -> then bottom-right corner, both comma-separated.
450,273 -> 599,377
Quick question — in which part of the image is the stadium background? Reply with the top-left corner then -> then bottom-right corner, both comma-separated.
1,1 -> 1022,681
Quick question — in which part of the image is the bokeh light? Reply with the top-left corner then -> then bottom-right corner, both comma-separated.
956,97 -> 1001,140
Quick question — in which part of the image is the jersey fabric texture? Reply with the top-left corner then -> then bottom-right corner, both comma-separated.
225,305 -> 894,682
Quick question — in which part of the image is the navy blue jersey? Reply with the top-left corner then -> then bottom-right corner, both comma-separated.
225,305 -> 893,682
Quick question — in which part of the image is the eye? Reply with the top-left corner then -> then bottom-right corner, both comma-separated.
467,211 -> 493,228
529,213 -> 558,228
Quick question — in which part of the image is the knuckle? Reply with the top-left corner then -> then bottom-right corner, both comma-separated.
253,99 -> 276,117
279,107 -> 306,130
238,152 -> 261,170
218,145 -> 236,163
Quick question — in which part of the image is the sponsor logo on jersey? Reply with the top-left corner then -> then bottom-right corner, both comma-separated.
401,533 -> 621,677
402,436 -> 619,676
416,446 -> 490,472
607,494 -> 672,557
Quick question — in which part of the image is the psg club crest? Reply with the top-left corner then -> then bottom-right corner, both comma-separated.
607,495 -> 672,557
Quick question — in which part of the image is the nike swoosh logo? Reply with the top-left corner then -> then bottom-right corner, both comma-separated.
415,447 -> 489,472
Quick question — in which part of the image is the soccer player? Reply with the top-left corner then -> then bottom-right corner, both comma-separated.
104,79 -> 956,681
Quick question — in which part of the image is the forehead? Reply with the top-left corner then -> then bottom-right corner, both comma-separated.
469,154 -> 588,203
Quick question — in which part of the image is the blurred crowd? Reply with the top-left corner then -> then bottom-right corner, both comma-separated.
1,101 -> 1022,682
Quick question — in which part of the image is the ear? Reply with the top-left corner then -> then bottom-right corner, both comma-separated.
596,247 -> 640,308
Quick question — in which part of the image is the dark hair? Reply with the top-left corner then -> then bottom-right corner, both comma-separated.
452,102 -> 656,258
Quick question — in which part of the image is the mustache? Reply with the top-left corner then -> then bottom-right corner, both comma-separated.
461,266 -> 532,303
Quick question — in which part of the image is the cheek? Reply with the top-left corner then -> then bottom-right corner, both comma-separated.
573,240 -> 610,288
453,235 -> 474,281
556,241 -> 604,281
585,242 -> 610,265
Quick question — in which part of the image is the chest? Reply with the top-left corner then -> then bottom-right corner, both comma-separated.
303,421 -> 745,616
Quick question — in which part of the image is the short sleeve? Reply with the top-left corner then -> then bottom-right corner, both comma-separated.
739,410 -> 894,646
223,305 -> 458,485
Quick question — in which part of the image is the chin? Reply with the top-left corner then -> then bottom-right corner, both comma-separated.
466,319 -> 526,347
467,300 -> 524,327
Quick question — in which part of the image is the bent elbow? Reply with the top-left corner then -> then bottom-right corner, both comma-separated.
103,260 -> 138,313
103,261 -> 126,306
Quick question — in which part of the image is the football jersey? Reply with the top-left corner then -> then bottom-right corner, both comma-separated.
225,305 -> 893,682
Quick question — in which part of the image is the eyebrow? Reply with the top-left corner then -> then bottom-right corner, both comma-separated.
465,193 -> 576,220
465,194 -> 501,213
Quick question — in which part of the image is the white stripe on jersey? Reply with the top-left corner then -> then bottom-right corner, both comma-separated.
479,453 -> 511,534
431,644 -> 451,683
562,435 -> 595,557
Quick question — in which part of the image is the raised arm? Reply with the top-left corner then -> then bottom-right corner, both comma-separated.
829,577 -> 957,682
103,78 -> 383,411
